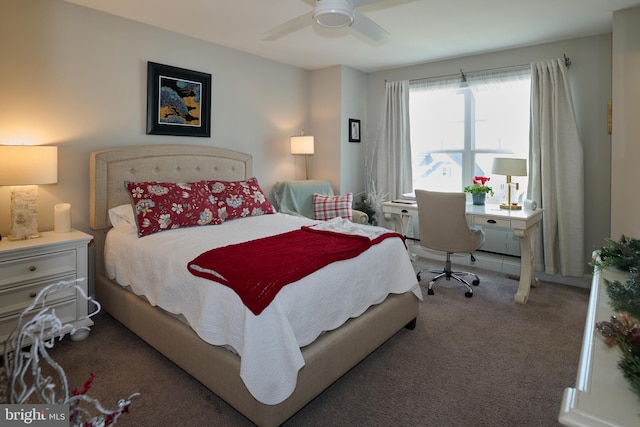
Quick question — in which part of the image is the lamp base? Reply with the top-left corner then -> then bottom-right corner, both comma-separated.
7,234 -> 42,241
304,154 -> 310,180
9,185 -> 41,240
499,203 -> 522,210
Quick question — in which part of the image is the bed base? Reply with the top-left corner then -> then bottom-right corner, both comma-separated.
96,275 -> 418,426
89,144 -> 420,426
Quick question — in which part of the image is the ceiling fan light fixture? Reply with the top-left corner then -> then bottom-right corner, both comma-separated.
314,0 -> 355,28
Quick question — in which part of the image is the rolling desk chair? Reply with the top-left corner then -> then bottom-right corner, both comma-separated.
415,190 -> 485,298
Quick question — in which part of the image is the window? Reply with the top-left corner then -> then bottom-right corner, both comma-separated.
409,68 -> 531,204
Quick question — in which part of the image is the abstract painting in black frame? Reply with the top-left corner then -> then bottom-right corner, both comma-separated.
147,62 -> 211,137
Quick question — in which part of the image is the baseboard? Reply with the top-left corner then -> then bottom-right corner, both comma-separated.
407,242 -> 591,289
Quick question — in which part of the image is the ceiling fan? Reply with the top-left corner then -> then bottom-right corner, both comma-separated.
263,0 -> 391,42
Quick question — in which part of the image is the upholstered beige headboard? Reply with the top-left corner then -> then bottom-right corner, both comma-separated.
89,144 -> 252,276
89,144 -> 252,231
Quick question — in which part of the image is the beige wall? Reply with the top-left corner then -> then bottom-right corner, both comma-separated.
308,66 -> 368,197
365,34 -> 613,271
309,66 -> 342,185
612,6 -> 640,239
0,0 -> 310,236
1,0 -> 626,277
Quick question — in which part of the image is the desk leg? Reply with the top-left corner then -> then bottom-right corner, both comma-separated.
384,212 -> 412,237
513,222 -> 540,304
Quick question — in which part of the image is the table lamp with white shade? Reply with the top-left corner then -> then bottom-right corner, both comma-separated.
0,145 -> 58,240
290,130 -> 314,180
491,157 -> 527,210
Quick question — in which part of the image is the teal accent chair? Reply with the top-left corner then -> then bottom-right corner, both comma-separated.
272,180 -> 369,224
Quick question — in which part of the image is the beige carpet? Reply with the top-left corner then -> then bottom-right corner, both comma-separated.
47,260 -> 590,426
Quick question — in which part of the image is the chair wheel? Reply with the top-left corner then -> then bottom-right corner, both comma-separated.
427,289 -> 434,295
472,279 -> 480,286
465,291 -> 473,298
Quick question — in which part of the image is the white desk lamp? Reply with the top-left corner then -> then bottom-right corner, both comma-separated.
290,131 -> 315,180
0,145 -> 58,240
492,157 -> 527,210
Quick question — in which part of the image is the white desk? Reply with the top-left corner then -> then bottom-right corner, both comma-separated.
382,201 -> 543,304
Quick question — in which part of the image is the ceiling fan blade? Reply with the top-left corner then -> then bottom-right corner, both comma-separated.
350,10 -> 389,41
263,12 -> 313,41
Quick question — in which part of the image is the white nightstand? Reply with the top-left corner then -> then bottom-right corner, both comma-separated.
0,230 -> 94,352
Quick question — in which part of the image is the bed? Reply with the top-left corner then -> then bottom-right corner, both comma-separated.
89,144 -> 421,426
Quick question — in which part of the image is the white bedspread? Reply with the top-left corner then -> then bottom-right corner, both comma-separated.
105,213 -> 421,405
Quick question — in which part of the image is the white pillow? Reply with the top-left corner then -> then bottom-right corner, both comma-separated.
108,204 -> 137,234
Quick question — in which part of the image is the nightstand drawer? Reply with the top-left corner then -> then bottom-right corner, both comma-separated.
0,299 -> 77,347
0,274 -> 77,317
0,250 -> 76,289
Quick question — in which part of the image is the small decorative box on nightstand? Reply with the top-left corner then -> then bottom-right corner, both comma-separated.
0,230 -> 94,352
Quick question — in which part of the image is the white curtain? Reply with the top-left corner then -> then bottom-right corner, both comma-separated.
375,80 -> 412,203
529,58 -> 585,277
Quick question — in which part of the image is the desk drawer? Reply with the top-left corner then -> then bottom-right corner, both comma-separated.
384,205 -> 416,215
0,250 -> 76,289
471,216 -> 511,229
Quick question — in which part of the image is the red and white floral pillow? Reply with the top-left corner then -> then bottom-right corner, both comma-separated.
125,181 -> 221,237
206,177 -> 276,222
313,193 -> 353,221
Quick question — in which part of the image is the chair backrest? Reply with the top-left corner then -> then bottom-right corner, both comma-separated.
273,180 -> 334,219
415,189 -> 481,254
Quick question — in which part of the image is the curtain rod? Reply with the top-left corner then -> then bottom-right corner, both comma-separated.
407,63 -> 528,83
395,54 -> 572,83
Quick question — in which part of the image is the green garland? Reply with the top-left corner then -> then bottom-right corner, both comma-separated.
353,195 -> 377,225
606,270 -> 640,320
595,311 -> 640,397
593,235 -> 640,397
590,235 -> 640,272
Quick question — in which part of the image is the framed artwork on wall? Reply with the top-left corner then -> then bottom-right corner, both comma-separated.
146,62 -> 212,137
349,119 -> 361,143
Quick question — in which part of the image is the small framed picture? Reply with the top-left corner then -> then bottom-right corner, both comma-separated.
147,62 -> 212,137
349,119 -> 361,143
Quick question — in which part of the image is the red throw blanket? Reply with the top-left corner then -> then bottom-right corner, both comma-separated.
187,226 -> 403,315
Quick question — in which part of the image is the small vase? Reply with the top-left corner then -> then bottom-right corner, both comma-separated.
472,193 -> 486,205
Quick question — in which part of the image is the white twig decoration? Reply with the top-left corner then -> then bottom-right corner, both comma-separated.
0,279 -> 139,426
364,110 -> 390,225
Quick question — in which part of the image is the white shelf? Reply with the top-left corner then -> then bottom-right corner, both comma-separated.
559,263 -> 640,426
